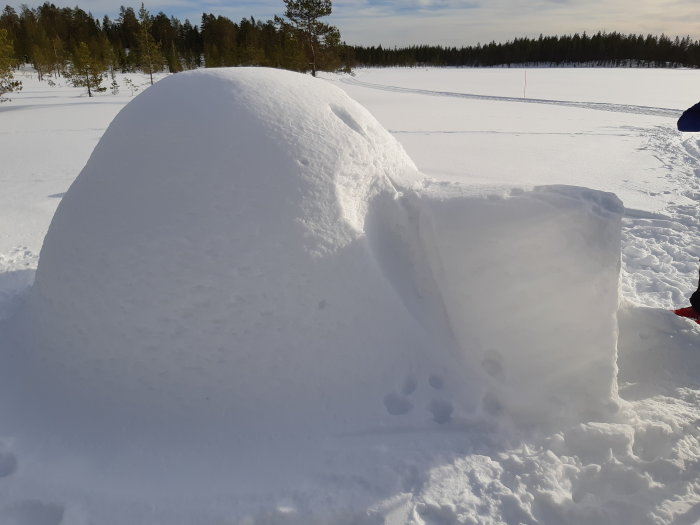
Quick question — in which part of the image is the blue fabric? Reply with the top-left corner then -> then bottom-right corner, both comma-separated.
677,101 -> 700,131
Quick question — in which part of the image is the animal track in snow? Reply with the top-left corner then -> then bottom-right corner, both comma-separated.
428,374 -> 444,390
384,392 -> 413,415
0,450 -> 17,477
384,374 -> 454,424
481,350 -> 505,379
482,391 -> 503,416
429,399 -> 454,424
0,500 -> 64,525
401,377 -> 418,395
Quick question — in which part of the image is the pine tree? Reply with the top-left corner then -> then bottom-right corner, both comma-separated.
69,41 -> 106,97
0,28 -> 21,101
31,40 -> 53,80
165,42 -> 181,72
49,36 -> 67,77
281,0 -> 337,76
116,6 -> 139,71
136,3 -> 164,85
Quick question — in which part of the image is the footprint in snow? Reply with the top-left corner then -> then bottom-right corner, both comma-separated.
481,350 -> 505,379
384,392 -> 413,415
0,450 -> 17,477
428,374 -> 444,390
429,399 -> 454,424
0,501 -> 64,525
401,376 -> 417,395
385,374 -> 453,423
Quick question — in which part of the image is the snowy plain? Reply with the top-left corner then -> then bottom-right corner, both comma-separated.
0,66 -> 699,524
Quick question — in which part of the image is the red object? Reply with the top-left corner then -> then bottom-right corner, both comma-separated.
674,307 -> 700,324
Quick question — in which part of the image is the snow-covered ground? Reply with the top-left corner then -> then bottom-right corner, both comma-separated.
0,66 -> 699,524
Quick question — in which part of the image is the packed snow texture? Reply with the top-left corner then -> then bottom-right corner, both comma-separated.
0,67 -> 698,524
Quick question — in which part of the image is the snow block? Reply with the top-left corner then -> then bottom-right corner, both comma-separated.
401,183 -> 623,425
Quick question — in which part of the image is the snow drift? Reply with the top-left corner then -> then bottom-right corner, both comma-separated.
15,68 -> 623,487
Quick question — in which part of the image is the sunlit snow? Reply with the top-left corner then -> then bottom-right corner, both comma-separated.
0,66 -> 698,525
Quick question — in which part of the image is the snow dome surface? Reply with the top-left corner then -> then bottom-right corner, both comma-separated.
23,67 -> 465,438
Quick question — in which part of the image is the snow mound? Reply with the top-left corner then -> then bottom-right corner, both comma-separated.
22,67 -> 464,438
17,68 -> 622,473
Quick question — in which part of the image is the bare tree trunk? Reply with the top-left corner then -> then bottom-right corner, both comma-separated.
310,40 -> 316,77
85,71 -> 92,97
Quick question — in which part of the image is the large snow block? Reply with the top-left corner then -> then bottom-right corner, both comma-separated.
408,184 -> 623,425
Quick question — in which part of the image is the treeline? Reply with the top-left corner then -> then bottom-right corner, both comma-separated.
353,32 -> 700,68
0,2 -> 352,83
3,2 -> 700,97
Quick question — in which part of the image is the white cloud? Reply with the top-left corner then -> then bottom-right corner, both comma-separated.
334,0 -> 700,46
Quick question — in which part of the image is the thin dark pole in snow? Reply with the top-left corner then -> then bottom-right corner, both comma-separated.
523,70 -> 527,98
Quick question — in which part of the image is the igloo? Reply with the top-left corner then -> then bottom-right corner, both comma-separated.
18,68 -> 622,452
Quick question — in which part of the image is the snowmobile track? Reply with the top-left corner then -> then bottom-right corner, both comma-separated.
341,77 -> 681,118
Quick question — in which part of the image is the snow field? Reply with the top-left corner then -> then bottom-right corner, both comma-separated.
619,129 -> 700,308
0,66 -> 699,524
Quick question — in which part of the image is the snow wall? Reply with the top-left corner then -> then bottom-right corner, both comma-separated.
18,68 -> 623,452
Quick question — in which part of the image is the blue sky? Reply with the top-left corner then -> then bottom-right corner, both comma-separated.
17,0 -> 700,46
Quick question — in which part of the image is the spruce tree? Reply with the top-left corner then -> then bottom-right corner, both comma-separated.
0,28 -> 21,101
136,3 -> 164,85
69,41 -> 106,97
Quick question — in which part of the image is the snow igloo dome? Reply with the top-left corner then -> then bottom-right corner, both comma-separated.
22,68 -> 466,439
20,67 -> 622,451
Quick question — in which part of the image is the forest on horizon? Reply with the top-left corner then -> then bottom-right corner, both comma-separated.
2,1 -> 700,86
